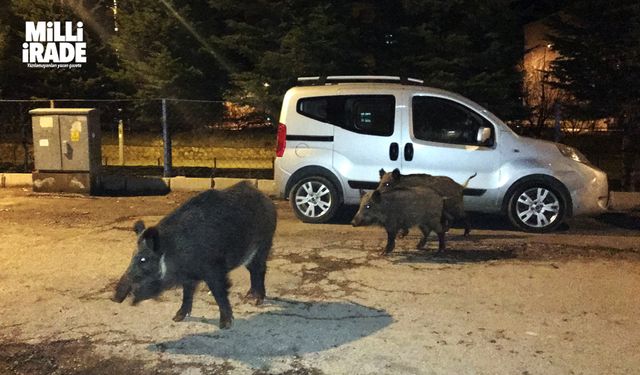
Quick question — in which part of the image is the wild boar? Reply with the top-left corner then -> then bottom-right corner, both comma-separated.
351,187 -> 446,255
377,168 -> 476,236
112,181 -> 277,329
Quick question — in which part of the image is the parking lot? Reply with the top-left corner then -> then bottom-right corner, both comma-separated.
0,188 -> 639,375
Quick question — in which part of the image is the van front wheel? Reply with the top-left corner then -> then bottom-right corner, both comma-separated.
290,176 -> 339,223
507,182 -> 566,233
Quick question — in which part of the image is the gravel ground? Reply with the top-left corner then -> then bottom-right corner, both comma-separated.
0,188 -> 639,375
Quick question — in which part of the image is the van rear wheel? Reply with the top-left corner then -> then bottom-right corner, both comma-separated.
507,182 -> 566,233
290,176 -> 339,223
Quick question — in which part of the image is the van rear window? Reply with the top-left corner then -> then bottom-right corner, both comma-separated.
297,95 -> 395,136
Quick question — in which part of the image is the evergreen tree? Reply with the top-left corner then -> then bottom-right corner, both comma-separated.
0,1 -> 12,99
1,0 -> 527,124
547,0 -> 640,120
207,0 -> 294,116
211,0 -> 525,120
108,0 -> 227,100
393,0 -> 525,119
0,0 -> 117,100
546,0 -> 640,189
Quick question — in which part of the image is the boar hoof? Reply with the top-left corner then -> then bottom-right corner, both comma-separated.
219,317 -> 233,329
249,295 -> 265,306
172,311 -> 190,322
244,290 -> 265,305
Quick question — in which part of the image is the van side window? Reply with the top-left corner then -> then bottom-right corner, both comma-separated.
412,96 -> 494,146
298,95 -> 395,136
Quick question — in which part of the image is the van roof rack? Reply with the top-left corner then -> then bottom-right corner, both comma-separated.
297,75 -> 424,86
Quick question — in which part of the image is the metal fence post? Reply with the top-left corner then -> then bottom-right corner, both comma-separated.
162,98 -> 172,177
118,119 -> 125,166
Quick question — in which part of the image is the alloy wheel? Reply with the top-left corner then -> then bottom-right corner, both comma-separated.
514,187 -> 561,229
294,180 -> 332,219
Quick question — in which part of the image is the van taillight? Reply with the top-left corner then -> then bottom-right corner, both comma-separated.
276,123 -> 287,157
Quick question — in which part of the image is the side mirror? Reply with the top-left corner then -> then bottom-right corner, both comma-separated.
476,127 -> 492,144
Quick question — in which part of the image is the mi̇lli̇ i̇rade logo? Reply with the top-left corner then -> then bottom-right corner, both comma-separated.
23,21 -> 86,68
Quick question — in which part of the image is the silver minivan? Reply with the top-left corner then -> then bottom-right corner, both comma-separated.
274,76 -> 609,232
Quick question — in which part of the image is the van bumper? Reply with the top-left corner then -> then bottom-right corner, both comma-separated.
571,164 -> 609,216
273,159 -> 291,199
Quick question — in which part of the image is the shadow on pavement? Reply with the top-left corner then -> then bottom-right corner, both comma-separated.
392,248 -> 517,264
462,213 -> 517,231
444,233 -> 526,241
148,298 -> 392,368
595,211 -> 640,231
329,205 -> 359,225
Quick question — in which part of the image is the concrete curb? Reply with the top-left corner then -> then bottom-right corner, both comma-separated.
0,173 -> 277,196
171,176 -> 213,191
126,176 -> 171,194
609,191 -> 640,211
2,173 -> 33,187
2,173 -> 634,206
213,177 -> 257,190
257,179 -> 277,197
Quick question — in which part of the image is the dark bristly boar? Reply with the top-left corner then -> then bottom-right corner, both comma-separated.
377,168 -> 476,236
351,187 -> 446,255
111,181 -> 277,329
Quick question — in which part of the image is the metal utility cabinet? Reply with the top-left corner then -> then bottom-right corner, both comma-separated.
30,108 -> 101,194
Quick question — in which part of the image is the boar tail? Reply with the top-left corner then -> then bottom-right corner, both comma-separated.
462,173 -> 477,188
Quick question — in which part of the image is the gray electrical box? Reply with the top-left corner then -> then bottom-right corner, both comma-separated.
29,108 -> 101,194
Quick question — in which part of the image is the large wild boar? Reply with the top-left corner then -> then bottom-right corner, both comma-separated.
351,187 -> 446,255
112,181 -> 277,329
377,168 -> 476,236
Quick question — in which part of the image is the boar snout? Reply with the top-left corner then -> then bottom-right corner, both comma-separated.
111,274 -> 132,303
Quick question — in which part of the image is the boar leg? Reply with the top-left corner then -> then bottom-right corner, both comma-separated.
173,280 -> 198,322
382,229 -> 398,256
436,231 -> 446,252
245,250 -> 268,305
205,269 -> 234,329
462,214 -> 471,236
441,211 -> 453,233
425,218 -> 446,253
448,202 -> 471,236
417,225 -> 432,250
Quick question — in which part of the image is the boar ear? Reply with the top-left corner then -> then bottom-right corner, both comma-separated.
379,169 -> 386,178
371,190 -> 381,203
133,220 -> 146,235
392,168 -> 401,180
359,189 -> 367,197
141,227 -> 161,254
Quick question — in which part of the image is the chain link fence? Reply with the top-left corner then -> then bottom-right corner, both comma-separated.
0,99 -> 276,178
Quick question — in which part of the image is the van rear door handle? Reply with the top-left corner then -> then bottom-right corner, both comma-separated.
389,143 -> 399,161
404,143 -> 414,161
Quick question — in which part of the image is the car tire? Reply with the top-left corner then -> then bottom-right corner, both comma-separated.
507,180 -> 567,233
290,176 -> 340,223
